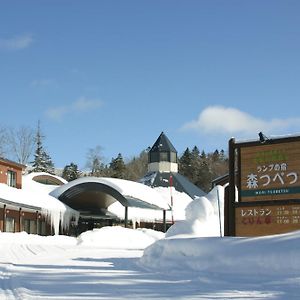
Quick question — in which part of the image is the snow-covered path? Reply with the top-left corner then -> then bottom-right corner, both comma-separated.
0,243 -> 203,300
1,229 -> 300,299
0,245 -> 269,300
0,243 -> 294,300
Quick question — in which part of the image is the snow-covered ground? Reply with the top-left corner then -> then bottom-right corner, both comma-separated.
1,227 -> 300,299
1,177 -> 300,299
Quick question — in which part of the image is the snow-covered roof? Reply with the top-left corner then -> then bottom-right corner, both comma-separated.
50,177 -> 171,211
140,171 -> 206,200
0,172 -> 79,235
25,172 -> 67,186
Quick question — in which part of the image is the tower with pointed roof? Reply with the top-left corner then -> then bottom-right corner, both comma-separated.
148,132 -> 178,173
140,132 -> 206,200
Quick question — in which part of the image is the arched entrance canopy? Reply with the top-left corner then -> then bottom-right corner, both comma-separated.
50,177 -> 170,228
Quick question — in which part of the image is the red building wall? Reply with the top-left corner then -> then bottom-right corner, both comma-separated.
0,159 -> 24,189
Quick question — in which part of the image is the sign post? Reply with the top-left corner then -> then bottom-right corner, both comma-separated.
227,135 -> 300,237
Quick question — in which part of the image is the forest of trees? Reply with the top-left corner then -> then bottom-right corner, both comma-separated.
178,146 -> 228,192
78,145 -> 228,192
0,123 -> 228,193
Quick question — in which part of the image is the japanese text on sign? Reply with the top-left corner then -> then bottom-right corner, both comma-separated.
240,142 -> 300,201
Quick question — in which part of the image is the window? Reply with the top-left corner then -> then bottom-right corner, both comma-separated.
39,221 -> 46,236
7,170 -> 17,188
24,219 -> 37,234
5,217 -> 15,232
170,152 -> 177,163
159,152 -> 168,162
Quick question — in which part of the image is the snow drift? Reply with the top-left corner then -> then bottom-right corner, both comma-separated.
77,226 -> 164,249
140,229 -> 300,276
165,185 -> 224,237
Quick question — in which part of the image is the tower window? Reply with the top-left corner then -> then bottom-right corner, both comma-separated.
7,170 -> 17,188
160,152 -> 168,162
170,152 -> 177,163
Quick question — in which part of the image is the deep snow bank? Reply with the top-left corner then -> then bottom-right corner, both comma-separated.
0,226 -> 164,250
165,185 -> 224,237
140,230 -> 300,276
0,231 -> 77,246
77,226 -> 164,249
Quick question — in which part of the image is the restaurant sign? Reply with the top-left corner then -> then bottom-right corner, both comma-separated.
240,141 -> 300,202
236,204 -> 300,236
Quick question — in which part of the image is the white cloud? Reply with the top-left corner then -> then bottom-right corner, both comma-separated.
182,105 -> 300,137
46,97 -> 103,121
73,97 -> 103,111
0,34 -> 33,50
46,106 -> 68,121
31,79 -> 57,88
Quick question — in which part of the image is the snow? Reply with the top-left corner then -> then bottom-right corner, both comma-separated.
1,226 -> 300,299
1,176 -> 300,298
108,186 -> 193,223
165,185 -> 224,237
77,226 -> 164,249
50,176 -> 171,210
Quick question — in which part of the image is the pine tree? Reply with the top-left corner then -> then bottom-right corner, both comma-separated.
109,153 -> 126,179
62,162 -> 81,181
191,146 -> 200,159
179,146 -> 228,192
179,147 -> 192,178
31,122 -> 55,174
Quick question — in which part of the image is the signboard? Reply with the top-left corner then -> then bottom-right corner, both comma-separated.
240,141 -> 300,202
236,204 -> 300,236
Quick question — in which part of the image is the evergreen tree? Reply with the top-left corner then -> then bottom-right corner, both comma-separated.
200,150 -> 206,160
179,147 -> 192,178
31,122 -> 54,174
62,162 -> 81,181
191,146 -> 200,159
109,153 -> 126,179
212,149 -> 220,161
179,146 -> 228,193
219,149 -> 226,161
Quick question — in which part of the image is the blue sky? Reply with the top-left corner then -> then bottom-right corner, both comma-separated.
1,0 -> 300,169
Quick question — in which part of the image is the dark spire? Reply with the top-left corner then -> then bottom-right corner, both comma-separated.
149,132 -> 177,164
149,132 -> 177,153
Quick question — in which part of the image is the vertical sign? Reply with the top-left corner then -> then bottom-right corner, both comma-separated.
240,141 -> 300,202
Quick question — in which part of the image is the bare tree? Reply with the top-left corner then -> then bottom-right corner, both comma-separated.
0,126 -> 7,157
86,145 -> 106,176
7,126 -> 35,165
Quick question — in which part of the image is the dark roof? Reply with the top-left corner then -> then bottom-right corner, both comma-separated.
211,173 -> 229,187
150,132 -> 177,153
140,171 -> 206,199
0,157 -> 26,169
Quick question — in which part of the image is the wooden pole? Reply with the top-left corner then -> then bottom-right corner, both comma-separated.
163,210 -> 166,233
228,138 -> 236,236
3,204 -> 6,232
19,208 -> 22,232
